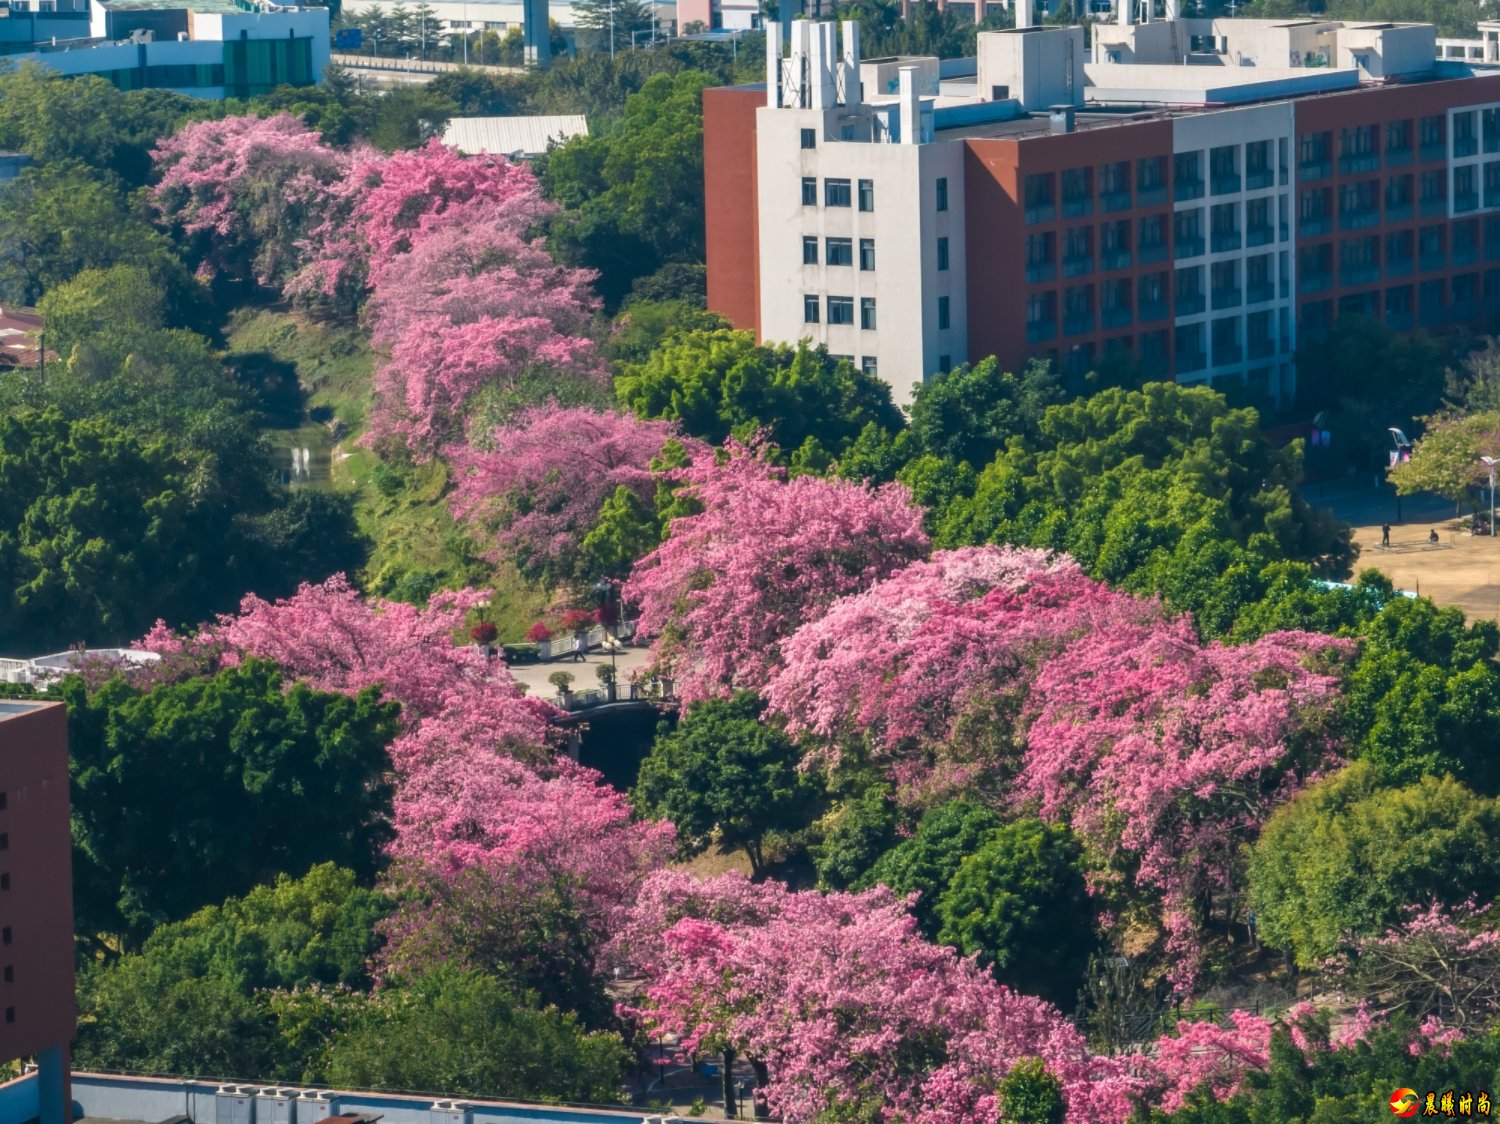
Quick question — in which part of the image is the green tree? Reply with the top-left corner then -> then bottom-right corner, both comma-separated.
325,967 -> 628,1102
935,820 -> 1095,1008
1248,761 -> 1500,967
617,327 -> 902,459
1390,410 -> 1500,502
812,781 -> 904,891
64,660 -> 399,947
996,1058 -> 1067,1124
859,798 -> 1002,937
633,691 -> 821,878
903,357 -> 1065,470
570,0 -> 654,54
36,265 -> 167,360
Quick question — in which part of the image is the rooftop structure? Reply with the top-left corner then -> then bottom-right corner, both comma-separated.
443,114 -> 589,159
3,0 -> 328,96
0,701 -> 73,1124
705,15 -> 1500,407
0,306 -> 41,369
0,649 -> 161,686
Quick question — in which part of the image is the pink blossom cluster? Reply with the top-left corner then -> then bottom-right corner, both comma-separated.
624,442 -> 930,704
1020,624 -> 1352,992
448,404 -> 696,576
152,113 -> 345,285
767,545 -> 1162,777
611,871 -> 1149,1124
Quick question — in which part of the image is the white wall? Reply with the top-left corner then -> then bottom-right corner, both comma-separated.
343,0 -> 585,33
976,26 -> 1084,109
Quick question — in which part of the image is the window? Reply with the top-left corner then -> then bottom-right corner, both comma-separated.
828,296 -> 855,325
3,1008 -> 11,1025
2,966 -> 10,983
859,179 -> 875,211
1419,114 -> 1445,155
936,177 -> 949,212
937,237 -> 949,271
826,237 -> 854,266
801,177 -> 817,206
0,874 -> 7,891
861,297 -> 877,330
937,296 -> 950,330
802,236 -> 819,265
1209,145 -> 1239,194
1387,119 -> 1413,158
1137,155 -> 1167,197
1061,167 -> 1093,216
2,928 -> 10,946
1024,173 -> 1056,222
803,294 -> 820,324
861,356 -> 878,376
825,178 -> 852,207
801,128 -> 816,150
0,793 -> 6,811
0,834 -> 6,852
939,355 -> 952,373
860,239 -> 876,271
1175,151 -> 1204,199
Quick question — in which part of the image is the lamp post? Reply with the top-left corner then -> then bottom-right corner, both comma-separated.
591,577 -> 618,679
1388,426 -> 1411,523
1483,456 -> 1498,537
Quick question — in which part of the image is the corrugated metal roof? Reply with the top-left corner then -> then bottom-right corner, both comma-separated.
443,115 -> 589,157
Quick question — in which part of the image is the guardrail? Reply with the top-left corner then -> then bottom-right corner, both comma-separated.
330,51 -> 525,75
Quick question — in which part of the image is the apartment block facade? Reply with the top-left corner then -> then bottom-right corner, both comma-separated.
705,17 -> 1500,407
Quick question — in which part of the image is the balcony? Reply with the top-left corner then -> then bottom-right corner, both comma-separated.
1212,174 -> 1242,196
1420,142 -> 1447,163
1211,231 -> 1242,253
1025,262 -> 1056,283
1139,243 -> 1169,265
1420,197 -> 1449,218
1102,307 -> 1133,329
1299,271 -> 1332,294
1248,336 -> 1277,360
1176,237 -> 1205,260
1339,153 -> 1380,175
1102,190 -> 1132,213
1138,299 -> 1168,322
1341,265 -> 1380,286
1247,226 -> 1275,248
1487,190 -> 1500,210
1214,344 -> 1244,366
1299,216 -> 1331,237
1175,179 -> 1205,202
1101,250 -> 1132,271
1062,255 -> 1094,278
1386,147 -> 1413,168
1212,286 -> 1243,310
1386,309 -> 1414,330
1246,168 -> 1275,191
1177,349 -> 1207,373
1062,197 -> 1094,219
1176,292 -> 1206,316
1026,319 -> 1058,342
1025,203 -> 1056,224
1138,185 -> 1168,207
1420,251 -> 1447,272
1246,282 -> 1276,304
1453,299 -> 1480,322
1299,159 -> 1331,181
1456,192 -> 1480,214
1063,313 -> 1095,335
1387,256 -> 1414,277
1385,202 -> 1413,222
1455,243 -> 1479,266
1455,138 -> 1479,159
1341,208 -> 1380,231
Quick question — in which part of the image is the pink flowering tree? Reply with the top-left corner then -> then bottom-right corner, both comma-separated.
624,442 -> 929,703
448,405 -> 692,583
1020,624 -> 1352,993
141,575 -> 556,767
1150,1011 -> 1274,1112
287,139 -> 557,309
152,114 -> 345,286
611,871 -> 1148,1123
767,546 -> 1162,796
1329,901 -> 1500,1030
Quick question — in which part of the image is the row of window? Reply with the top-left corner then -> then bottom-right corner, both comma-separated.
799,236 -> 950,271
802,295 -> 953,330
1301,270 -> 1500,336
1297,113 -> 1500,179
801,176 -> 950,212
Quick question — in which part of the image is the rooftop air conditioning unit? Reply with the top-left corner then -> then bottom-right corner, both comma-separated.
258,1088 -> 297,1124
297,1092 -> 336,1123
216,1087 -> 255,1124
429,1101 -> 472,1124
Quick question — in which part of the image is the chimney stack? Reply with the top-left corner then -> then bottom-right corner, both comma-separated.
1016,0 -> 1033,29
898,64 -> 920,144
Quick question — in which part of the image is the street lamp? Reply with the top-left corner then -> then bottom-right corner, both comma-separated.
591,577 -> 618,680
1388,426 -> 1412,523
1483,456 -> 1497,537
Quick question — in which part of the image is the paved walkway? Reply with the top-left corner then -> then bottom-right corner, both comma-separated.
1311,481 -> 1500,621
505,640 -> 653,702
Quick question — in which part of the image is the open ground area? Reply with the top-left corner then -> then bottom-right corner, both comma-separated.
1315,481 -> 1500,621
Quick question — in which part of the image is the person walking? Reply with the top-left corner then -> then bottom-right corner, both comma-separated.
572,632 -> 587,662
1382,523 -> 1391,547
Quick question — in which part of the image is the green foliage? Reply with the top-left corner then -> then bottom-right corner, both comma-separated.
581,484 -> 663,578
633,692 -> 822,877
903,358 -> 1065,470
813,781 -> 904,891
997,1058 -> 1067,1124
859,798 -> 1002,937
1390,410 -> 1500,501
935,820 -> 1095,1008
1249,761 -> 1500,966
74,865 -> 386,1075
64,660 -> 399,947
617,327 -> 902,458
604,300 -> 727,366
325,967 -> 629,1103
544,71 -> 713,306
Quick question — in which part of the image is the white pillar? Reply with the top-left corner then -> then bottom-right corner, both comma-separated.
766,19 -> 781,106
841,19 -> 861,107
789,18 -> 809,107
1118,0 -> 1133,26
1164,0 -> 1178,20
811,21 -> 836,109
898,64 -> 919,144
1016,0 -> 1033,30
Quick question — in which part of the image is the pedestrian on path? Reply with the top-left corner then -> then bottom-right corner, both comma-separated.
1382,523 -> 1391,547
572,633 -> 587,662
